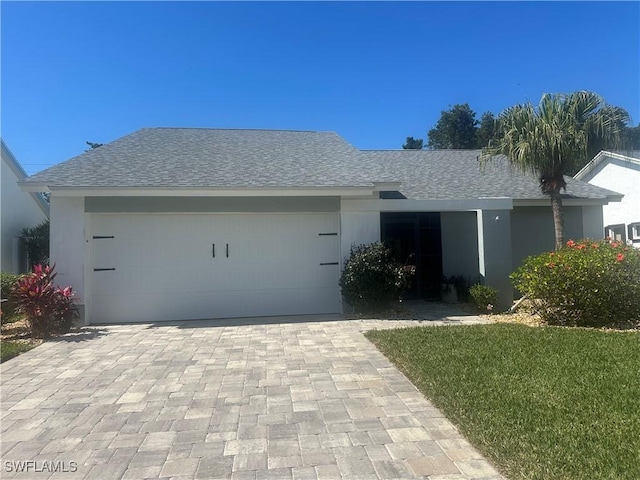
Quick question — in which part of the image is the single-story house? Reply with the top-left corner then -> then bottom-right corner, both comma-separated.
19,128 -> 622,324
1,139 -> 50,274
574,150 -> 639,247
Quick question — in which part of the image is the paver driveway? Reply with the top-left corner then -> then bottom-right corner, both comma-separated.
1,311 -> 503,480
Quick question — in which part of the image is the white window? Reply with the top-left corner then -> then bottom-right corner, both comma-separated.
628,222 -> 640,243
605,224 -> 626,243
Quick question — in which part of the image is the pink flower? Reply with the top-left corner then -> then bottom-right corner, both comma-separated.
617,253 -> 625,262
567,240 -> 576,247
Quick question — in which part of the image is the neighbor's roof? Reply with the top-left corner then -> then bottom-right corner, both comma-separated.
361,149 -> 622,201
22,128 -> 392,189
21,128 -> 620,202
574,150 -> 640,181
1,139 -> 50,216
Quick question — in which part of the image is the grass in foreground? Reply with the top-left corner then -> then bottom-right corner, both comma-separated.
366,324 -> 640,480
0,340 -> 34,362
1,315 -> 40,362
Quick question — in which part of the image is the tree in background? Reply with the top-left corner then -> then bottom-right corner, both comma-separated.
481,91 -> 628,251
21,220 -> 50,269
413,101 -> 636,154
402,137 -> 424,149
476,112 -> 497,148
427,104 -> 479,149
622,123 -> 640,150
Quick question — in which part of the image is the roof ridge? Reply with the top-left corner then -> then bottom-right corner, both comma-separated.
142,127 -> 335,134
360,149 -> 482,152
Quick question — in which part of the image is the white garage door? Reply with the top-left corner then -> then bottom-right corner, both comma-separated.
89,213 -> 341,323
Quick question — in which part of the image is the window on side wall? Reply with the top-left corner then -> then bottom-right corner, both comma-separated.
605,224 -> 626,243
627,222 -> 640,244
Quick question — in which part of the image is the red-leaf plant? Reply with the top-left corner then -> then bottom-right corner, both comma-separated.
12,264 -> 77,338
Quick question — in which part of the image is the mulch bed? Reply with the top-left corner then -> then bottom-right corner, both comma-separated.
0,316 -> 43,347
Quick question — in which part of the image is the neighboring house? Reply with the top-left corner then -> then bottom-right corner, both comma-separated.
574,150 -> 640,247
19,128 -> 621,324
1,140 -> 49,273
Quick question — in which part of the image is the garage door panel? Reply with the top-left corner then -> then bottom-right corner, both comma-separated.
94,240 -> 219,268
90,213 -> 341,323
92,287 -> 340,324
92,265 -> 222,295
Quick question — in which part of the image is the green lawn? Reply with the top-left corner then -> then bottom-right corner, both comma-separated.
0,340 -> 34,363
366,324 -> 640,480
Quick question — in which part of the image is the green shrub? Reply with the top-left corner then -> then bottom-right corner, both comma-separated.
339,242 -> 415,312
469,284 -> 498,313
21,220 -> 49,270
511,239 -> 640,327
13,264 -> 77,338
1,272 -> 22,321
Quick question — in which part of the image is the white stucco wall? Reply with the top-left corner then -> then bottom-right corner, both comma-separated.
339,210 -> 380,266
1,150 -> 49,273
49,196 -> 86,306
581,158 -> 640,235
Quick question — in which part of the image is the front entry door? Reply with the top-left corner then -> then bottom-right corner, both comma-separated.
381,212 -> 443,300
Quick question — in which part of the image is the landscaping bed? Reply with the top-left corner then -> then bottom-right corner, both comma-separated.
366,323 -> 640,480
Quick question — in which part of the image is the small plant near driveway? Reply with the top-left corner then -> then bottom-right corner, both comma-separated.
12,264 -> 78,338
468,284 -> 498,313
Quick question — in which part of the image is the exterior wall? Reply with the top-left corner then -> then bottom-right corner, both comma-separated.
50,197 -> 86,312
1,152 -> 48,273
477,209 -> 513,310
339,210 -> 380,266
510,206 -> 586,270
580,157 -> 640,245
85,196 -> 340,213
440,212 -> 480,281
583,158 -> 640,227
581,205 -> 605,241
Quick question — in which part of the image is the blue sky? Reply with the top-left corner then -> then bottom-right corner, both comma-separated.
2,1 -> 639,175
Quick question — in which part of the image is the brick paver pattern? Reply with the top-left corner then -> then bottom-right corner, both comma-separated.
1,309 -> 504,479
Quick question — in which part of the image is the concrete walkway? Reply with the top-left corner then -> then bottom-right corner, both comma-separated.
1,305 -> 503,479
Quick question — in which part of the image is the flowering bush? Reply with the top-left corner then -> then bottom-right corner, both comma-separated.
12,264 -> 77,338
469,284 -> 498,313
339,242 -> 415,312
511,239 -> 640,327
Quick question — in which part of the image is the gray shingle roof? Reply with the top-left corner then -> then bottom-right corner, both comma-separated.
360,150 -> 621,201
25,128 -> 391,188
23,128 -> 620,201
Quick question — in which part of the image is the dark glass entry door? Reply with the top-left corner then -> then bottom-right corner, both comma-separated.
381,212 -> 443,299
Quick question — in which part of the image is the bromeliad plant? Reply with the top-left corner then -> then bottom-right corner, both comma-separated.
12,264 -> 77,338
511,239 -> 640,327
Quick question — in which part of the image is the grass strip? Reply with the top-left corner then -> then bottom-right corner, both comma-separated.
366,324 -> 640,480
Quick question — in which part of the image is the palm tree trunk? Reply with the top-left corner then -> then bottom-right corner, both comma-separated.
550,191 -> 565,251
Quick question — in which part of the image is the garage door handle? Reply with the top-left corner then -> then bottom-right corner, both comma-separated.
320,262 -> 339,266
212,244 -> 215,258
226,243 -> 229,258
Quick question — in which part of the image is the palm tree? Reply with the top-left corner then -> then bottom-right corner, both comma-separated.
481,91 -> 629,251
